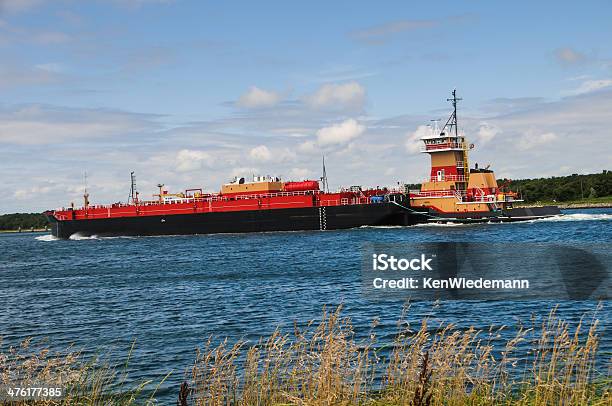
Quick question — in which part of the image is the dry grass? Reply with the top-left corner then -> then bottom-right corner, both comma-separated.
1,305 -> 609,405
187,305 -> 610,406
0,339 -> 168,405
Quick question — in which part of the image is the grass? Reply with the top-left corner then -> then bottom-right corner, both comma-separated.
0,339 -> 169,405
1,305 -> 609,405
184,305 -> 609,405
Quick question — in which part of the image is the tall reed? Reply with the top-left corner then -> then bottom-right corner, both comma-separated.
0,338 -> 167,405
186,305 -> 609,406
1,304 -> 608,405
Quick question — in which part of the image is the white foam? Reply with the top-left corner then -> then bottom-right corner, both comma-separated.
68,233 -> 99,240
414,221 -> 471,227
359,225 -> 407,229
527,213 -> 611,223
35,234 -> 59,241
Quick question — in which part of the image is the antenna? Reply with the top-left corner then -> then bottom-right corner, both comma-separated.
129,172 -> 138,204
430,119 -> 441,135
156,183 -> 165,202
320,155 -> 329,193
442,89 -> 462,137
83,171 -> 89,209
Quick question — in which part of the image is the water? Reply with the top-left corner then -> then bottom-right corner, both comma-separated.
1,208 -> 610,401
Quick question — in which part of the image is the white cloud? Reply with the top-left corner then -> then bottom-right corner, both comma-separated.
298,140 -> 318,154
518,132 -> 557,150
405,125 -> 432,153
248,145 -> 272,161
0,64 -> 61,88
229,167 -> 259,178
306,82 -> 365,110
316,119 -> 365,146
0,105 -> 158,144
276,147 -> 297,163
476,123 -> 500,143
13,185 -> 52,199
34,62 -> 65,73
237,86 -> 281,108
289,167 -> 312,179
568,79 -> 612,95
175,149 -> 212,172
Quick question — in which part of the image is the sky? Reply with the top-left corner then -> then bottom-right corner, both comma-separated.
0,0 -> 611,213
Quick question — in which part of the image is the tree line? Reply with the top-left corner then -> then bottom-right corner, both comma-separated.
0,213 -> 49,231
500,170 -> 611,202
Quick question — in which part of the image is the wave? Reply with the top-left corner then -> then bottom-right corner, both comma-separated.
35,234 -> 59,241
413,222 -> 473,227
527,213 -> 611,223
359,225 -> 408,229
69,233 -> 99,240
415,213 -> 611,227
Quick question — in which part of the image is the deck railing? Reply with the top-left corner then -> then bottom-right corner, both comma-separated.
58,189 -> 323,211
420,142 -> 466,152
428,175 -> 468,183
409,190 -> 457,198
57,188 -> 403,213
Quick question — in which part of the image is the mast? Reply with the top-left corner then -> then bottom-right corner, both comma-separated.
83,171 -> 89,210
442,89 -> 462,137
129,171 -> 138,204
156,183 -> 165,202
321,155 -> 329,193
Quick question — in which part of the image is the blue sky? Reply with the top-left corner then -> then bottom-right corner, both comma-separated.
1,0 -> 611,212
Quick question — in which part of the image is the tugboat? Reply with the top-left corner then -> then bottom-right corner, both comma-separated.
408,90 -> 561,222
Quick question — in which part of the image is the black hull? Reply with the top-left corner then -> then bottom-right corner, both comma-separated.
502,206 -> 561,218
424,205 -> 561,223
46,203 -> 417,239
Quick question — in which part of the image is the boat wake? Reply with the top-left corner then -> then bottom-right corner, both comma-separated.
414,222 -> 473,227
69,233 -> 99,240
527,213 -> 611,223
35,234 -> 59,241
359,225 -> 408,229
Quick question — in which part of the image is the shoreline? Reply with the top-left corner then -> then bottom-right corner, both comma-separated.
517,202 -> 612,209
0,228 -> 48,234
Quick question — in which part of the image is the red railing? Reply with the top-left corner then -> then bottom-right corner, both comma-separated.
57,189 -> 323,211
409,190 -> 456,198
420,142 -> 465,152
428,175 -> 468,182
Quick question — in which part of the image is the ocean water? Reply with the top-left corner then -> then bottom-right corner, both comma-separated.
0,208 -> 610,401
